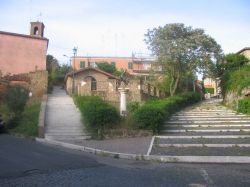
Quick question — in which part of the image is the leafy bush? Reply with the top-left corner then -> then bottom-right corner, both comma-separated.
205,88 -> 214,94
222,53 -> 248,71
133,104 -> 166,133
238,98 -> 250,115
5,85 -> 29,117
74,96 -> 120,139
127,102 -> 140,113
133,92 -> 200,134
221,65 -> 250,96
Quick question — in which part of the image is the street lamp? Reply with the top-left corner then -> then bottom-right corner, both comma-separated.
72,47 -> 77,94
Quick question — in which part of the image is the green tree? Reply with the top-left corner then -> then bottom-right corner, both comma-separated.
96,62 -> 116,74
46,54 -> 59,76
222,53 -> 248,72
145,23 -> 223,96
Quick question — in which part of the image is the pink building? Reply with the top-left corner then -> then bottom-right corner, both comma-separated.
0,22 -> 49,96
0,22 -> 48,75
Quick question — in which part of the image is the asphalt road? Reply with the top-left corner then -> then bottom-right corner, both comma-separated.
0,134 -> 250,187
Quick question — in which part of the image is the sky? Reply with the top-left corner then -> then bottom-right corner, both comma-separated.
0,0 -> 249,64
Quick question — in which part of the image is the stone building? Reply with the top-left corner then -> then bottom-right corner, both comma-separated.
237,47 -> 250,60
65,67 -> 163,104
0,22 -> 49,96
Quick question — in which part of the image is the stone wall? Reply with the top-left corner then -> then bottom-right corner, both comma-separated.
29,71 -> 48,97
224,87 -> 250,109
1,70 -> 48,97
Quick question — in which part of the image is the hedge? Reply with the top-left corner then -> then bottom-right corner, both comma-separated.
74,96 -> 120,139
133,92 -> 201,134
221,65 -> 250,96
237,98 -> 250,115
205,88 -> 214,94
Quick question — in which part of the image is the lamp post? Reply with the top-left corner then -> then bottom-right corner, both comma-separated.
72,47 -> 77,94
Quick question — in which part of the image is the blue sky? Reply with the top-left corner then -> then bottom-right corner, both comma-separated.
1,0 -> 249,64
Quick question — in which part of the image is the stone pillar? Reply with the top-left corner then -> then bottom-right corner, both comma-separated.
118,86 -> 129,116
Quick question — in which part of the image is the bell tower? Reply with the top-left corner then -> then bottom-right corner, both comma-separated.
30,22 -> 45,37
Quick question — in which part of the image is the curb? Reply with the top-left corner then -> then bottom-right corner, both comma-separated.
36,138 -> 250,164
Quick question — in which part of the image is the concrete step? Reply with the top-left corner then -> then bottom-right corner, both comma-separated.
45,132 -> 87,136
160,131 -> 250,136
45,136 -> 91,142
150,146 -> 250,156
167,120 -> 250,124
164,126 -> 250,130
164,124 -> 250,128
46,125 -> 84,130
162,129 -> 250,133
173,114 -> 240,117
175,112 -> 239,115
45,134 -> 91,140
45,123 -> 83,127
156,135 -> 250,139
46,129 -> 84,134
170,117 -> 250,120
156,144 -> 250,148
155,137 -> 250,144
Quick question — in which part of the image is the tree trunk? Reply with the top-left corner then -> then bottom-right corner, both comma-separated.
169,72 -> 180,96
169,75 -> 174,96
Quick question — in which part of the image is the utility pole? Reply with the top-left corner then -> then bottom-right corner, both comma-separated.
72,47 -> 77,94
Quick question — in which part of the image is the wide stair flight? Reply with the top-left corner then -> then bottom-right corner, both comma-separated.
45,86 -> 90,143
150,98 -> 250,156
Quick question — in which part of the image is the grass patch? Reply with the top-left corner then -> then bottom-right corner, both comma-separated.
0,101 -> 41,137
10,102 -> 40,137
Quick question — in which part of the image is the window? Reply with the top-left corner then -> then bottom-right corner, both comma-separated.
80,61 -> 85,69
34,27 -> 39,35
128,62 -> 133,69
111,62 -> 116,67
91,77 -> 97,91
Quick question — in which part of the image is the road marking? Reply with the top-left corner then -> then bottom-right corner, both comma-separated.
200,168 -> 215,187
147,136 -> 155,156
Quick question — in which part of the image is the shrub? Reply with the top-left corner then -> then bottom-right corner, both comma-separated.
205,88 -> 214,94
74,96 -> 120,139
133,92 -> 201,134
238,98 -> 250,115
127,102 -> 140,113
221,65 -> 250,96
134,104 -> 167,133
5,85 -> 29,117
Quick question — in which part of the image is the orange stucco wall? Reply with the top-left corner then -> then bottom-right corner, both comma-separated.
72,57 -> 134,73
0,32 -> 48,75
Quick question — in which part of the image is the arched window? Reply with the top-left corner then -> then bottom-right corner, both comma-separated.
85,76 -> 97,91
34,27 -> 39,35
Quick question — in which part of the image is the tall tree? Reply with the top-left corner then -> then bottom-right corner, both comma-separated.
145,23 -> 223,96
96,62 -> 116,74
46,54 -> 59,75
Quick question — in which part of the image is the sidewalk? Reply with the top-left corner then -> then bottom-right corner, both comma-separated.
72,137 -> 152,155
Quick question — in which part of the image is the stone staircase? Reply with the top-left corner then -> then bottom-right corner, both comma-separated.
150,98 -> 250,156
45,87 -> 90,143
